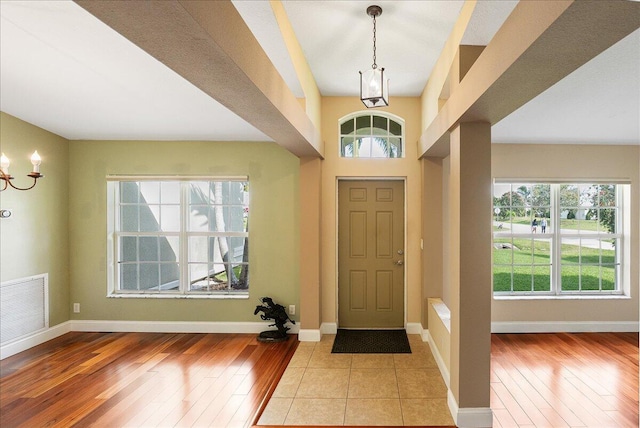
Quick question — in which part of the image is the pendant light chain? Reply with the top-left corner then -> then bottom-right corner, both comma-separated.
372,13 -> 377,69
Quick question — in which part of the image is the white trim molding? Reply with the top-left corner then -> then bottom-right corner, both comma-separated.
71,320 -> 300,334
448,391 -> 493,428
1,319 -> 304,360
320,322 -> 337,335
405,322 -> 422,335
298,329 -> 321,342
305,323 -> 424,341
425,329 -> 450,388
421,326 -> 430,343
492,321 -> 639,333
1,321 -> 72,360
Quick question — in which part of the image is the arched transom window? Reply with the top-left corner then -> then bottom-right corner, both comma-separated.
339,112 -> 404,158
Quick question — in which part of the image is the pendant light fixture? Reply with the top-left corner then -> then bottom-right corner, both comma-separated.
359,5 -> 388,108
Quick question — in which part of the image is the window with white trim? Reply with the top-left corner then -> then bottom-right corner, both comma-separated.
339,112 -> 404,158
492,182 -> 625,295
107,178 -> 249,297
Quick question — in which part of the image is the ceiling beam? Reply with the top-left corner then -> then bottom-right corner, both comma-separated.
75,0 -> 323,158
419,0 -> 640,158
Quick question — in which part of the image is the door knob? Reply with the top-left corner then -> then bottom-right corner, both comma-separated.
394,260 -> 404,266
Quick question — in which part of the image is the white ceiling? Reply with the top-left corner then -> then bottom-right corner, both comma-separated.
0,1 -> 268,141
493,29 -> 640,145
0,0 -> 638,146
279,0 -> 466,97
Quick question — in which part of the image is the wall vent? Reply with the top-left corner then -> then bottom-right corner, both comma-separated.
1,274 -> 49,346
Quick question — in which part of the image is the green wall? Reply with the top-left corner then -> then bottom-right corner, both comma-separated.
0,112 -> 70,326
68,140 -> 300,322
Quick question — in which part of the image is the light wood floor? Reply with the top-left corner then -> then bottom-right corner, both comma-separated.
0,331 -> 637,427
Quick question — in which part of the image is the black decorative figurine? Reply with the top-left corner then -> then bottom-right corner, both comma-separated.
254,297 -> 295,342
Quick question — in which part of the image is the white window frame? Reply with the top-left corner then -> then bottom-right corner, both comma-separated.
492,181 -> 626,297
338,111 -> 405,158
107,176 -> 249,299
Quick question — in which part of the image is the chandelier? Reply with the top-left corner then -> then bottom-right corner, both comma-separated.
0,151 -> 44,191
359,5 -> 389,108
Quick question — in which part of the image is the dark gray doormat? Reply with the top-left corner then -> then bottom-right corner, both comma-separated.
331,329 -> 412,353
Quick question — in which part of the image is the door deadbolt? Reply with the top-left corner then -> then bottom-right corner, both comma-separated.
397,250 -> 404,255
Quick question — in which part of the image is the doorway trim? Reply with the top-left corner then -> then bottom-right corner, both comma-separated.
335,176 -> 408,329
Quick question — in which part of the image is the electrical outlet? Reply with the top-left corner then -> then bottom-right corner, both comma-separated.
288,305 -> 295,315
73,303 -> 80,313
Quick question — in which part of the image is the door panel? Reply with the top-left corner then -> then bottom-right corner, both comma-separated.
350,211 -> 367,257
338,180 -> 404,328
349,271 -> 367,310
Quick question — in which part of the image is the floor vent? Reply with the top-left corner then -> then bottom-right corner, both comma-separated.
1,274 -> 49,346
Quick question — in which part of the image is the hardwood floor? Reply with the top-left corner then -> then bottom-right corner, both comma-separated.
0,332 -> 297,428
491,332 -> 639,428
1,332 -> 637,427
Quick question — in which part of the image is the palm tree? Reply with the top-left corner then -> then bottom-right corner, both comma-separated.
189,182 -> 248,290
213,181 -> 240,286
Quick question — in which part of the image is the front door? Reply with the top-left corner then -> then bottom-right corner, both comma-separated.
338,180 -> 404,328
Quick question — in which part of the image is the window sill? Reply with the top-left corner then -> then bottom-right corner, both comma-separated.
107,293 -> 249,300
493,294 -> 629,301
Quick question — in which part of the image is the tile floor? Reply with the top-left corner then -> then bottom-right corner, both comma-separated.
258,334 -> 455,426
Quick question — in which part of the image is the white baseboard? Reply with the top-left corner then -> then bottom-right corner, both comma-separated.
304,322 -> 421,341
448,390 -> 493,428
12,319 -> 633,362
1,319 -> 303,360
421,326 -> 430,342
320,322 -> 337,334
425,329 -> 450,389
492,320 -> 639,333
405,322 -> 422,335
1,321 -> 72,360
71,320 -> 299,334
298,329 -> 321,341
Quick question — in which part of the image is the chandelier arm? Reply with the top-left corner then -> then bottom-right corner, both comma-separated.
0,171 -> 43,191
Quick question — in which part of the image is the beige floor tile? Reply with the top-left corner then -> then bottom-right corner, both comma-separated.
409,344 -> 432,354
257,397 -> 292,425
351,353 -> 395,369
401,398 -> 455,426
407,334 -> 426,344
348,368 -> 399,398
284,398 -> 346,425
296,368 -> 350,398
319,334 -> 336,344
287,346 -> 314,368
396,368 -> 448,398
313,340 -> 336,354
307,348 -> 352,368
262,339 -> 452,426
393,349 -> 438,369
272,367 -> 305,398
344,398 -> 403,425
